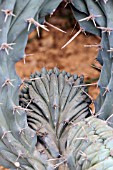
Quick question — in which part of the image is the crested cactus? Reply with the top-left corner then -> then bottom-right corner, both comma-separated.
0,0 -> 113,170
19,67 -> 91,159
19,68 -> 113,169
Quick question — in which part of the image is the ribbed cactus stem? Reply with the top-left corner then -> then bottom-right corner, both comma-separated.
0,0 -> 62,169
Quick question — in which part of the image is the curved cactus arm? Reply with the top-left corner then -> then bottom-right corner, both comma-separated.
66,116 -> 113,170
94,0 -> 113,123
0,0 -> 62,169
62,0 -> 113,125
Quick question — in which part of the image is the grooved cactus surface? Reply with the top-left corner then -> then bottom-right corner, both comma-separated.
0,0 -> 113,169
20,67 -> 91,159
20,70 -> 113,169
69,0 -> 113,124
66,117 -> 113,170
0,0 -> 62,169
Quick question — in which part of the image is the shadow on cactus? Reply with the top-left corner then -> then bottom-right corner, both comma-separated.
1,0 -> 113,170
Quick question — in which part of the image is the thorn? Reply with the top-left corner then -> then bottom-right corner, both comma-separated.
23,53 -> 34,64
13,106 -> 21,115
70,22 -> 77,35
69,121 -> 80,127
53,159 -> 67,169
15,153 -> 24,162
79,14 -> 101,27
26,18 -> 49,36
63,0 -> 73,7
19,127 -> 27,135
103,0 -> 109,3
73,82 -> 98,88
35,22 -> 49,33
29,77 -> 45,81
64,2 -> 69,8
13,106 -> 32,115
79,150 -> 87,159
62,27 -> 85,49
97,27 -> 113,35
14,162 -> 20,168
1,9 -> 16,22
26,18 -> 34,31
107,48 -> 113,52
64,1 -> 70,8
26,99 -> 34,108
75,137 -> 88,140
36,26 -> 40,37
2,79 -> 15,87
0,43 -> 16,55
81,89 -> 94,102
84,44 -> 103,51
45,21 -> 66,33
1,131 -> 11,139
81,126 -> 89,140
106,114 -> 113,125
95,0 -> 108,3
102,87 -> 111,96
50,9 -> 56,17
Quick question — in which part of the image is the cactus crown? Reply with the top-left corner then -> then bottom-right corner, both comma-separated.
0,0 -> 113,170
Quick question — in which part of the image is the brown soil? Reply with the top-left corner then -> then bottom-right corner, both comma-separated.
0,3 -> 101,170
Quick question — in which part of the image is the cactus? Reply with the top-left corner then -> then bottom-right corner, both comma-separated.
64,0 -> 113,124
19,67 -> 91,160
19,68 -> 113,169
0,0 -> 62,169
0,0 -> 113,170
66,116 -> 113,170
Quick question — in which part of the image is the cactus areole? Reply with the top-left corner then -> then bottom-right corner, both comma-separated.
0,0 -> 113,170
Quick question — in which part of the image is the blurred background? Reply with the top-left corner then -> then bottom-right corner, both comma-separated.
0,1 -> 100,169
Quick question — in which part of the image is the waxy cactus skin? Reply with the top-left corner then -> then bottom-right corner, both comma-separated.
1,0 -> 113,169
